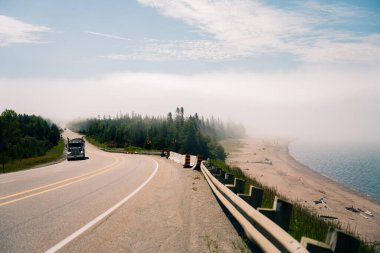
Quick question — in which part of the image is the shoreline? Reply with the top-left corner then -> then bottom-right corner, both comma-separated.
223,138 -> 380,242
286,141 -> 380,206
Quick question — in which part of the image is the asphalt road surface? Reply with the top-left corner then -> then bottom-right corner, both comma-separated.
0,130 -> 159,253
0,130 -> 249,253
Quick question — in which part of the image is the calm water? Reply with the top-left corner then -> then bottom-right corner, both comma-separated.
289,141 -> 380,202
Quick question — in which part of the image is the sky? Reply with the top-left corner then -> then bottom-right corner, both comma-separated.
0,0 -> 379,142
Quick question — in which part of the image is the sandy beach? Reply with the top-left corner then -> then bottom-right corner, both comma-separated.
223,138 -> 380,242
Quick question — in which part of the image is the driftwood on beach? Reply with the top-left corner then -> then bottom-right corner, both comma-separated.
246,158 -> 272,165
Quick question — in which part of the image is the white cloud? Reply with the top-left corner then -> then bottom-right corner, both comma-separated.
122,0 -> 380,64
108,39 -> 234,61
85,31 -> 131,41
0,15 -> 51,46
296,34 -> 380,64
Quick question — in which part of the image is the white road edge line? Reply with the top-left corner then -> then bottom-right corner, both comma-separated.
45,158 -> 159,253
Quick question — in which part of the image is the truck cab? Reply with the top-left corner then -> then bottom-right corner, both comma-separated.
67,137 -> 86,161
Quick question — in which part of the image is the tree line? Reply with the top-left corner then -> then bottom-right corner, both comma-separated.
72,107 -> 245,160
0,109 -> 61,167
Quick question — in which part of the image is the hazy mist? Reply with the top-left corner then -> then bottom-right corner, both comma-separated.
1,65 -> 379,143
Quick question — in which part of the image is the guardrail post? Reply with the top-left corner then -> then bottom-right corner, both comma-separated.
301,227 -> 359,253
226,178 -> 245,194
200,161 -> 309,253
274,197 -> 292,232
211,168 -> 221,178
327,227 -> 359,253
224,173 -> 235,185
300,237 -> 332,253
257,208 -> 275,221
258,196 -> 292,232
217,170 -> 226,184
238,185 -> 263,209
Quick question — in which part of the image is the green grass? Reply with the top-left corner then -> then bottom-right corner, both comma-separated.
203,235 -> 219,253
84,136 -> 108,149
85,136 -> 159,154
1,139 -> 65,173
125,146 -> 147,153
209,159 -> 379,253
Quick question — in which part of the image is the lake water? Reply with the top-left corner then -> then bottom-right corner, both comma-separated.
289,140 -> 380,202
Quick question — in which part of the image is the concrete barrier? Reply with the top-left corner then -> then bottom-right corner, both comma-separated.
168,151 -> 197,169
169,152 -> 182,164
190,155 -> 197,167
192,155 -> 202,170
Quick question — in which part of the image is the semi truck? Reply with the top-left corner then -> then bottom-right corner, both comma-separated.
67,137 -> 86,161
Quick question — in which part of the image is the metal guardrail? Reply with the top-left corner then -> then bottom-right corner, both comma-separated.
200,161 -> 308,253
166,152 -> 360,253
167,151 -> 305,252
95,148 -> 360,252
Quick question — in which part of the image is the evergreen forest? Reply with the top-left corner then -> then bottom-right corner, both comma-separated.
0,109 -> 61,166
72,107 -> 245,160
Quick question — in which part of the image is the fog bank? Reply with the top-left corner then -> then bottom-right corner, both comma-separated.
1,66 -> 379,143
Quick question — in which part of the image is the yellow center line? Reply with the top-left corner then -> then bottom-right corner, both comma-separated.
0,156 -> 123,207
0,157 -> 120,201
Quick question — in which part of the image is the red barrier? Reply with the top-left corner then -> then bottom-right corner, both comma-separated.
183,154 -> 191,168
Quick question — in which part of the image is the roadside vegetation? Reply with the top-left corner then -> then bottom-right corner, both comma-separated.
70,107 -> 245,160
0,109 -> 63,173
209,159 -> 379,253
85,135 -> 157,154
1,139 -> 64,173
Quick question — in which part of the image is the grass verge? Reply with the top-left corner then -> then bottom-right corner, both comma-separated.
84,136 -> 108,149
85,136 -> 159,153
1,139 -> 65,173
209,159 -> 379,253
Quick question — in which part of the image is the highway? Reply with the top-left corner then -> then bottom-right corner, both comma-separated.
0,131 -> 158,253
0,131 -> 248,253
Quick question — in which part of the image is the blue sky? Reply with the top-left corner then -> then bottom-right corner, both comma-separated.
1,0 -> 379,76
1,0 -> 380,141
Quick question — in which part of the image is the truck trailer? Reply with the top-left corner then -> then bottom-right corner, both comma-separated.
67,137 -> 86,161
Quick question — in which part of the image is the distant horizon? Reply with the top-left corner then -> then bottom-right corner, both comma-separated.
1,0 -> 379,143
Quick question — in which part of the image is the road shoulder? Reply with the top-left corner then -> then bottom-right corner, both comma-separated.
61,155 -> 249,253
